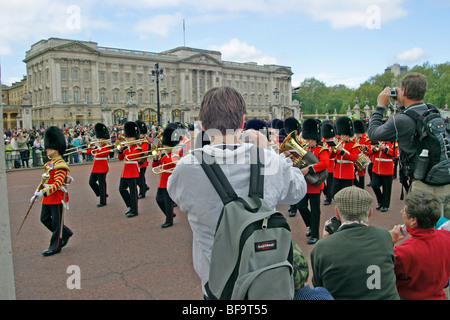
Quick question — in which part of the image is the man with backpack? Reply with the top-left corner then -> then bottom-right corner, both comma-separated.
368,72 -> 450,218
167,87 -> 307,299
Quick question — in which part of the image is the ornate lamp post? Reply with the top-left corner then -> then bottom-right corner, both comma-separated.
151,63 -> 164,126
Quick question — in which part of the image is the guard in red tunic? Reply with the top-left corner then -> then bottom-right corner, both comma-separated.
85,123 -> 111,207
152,123 -> 181,228
135,120 -> 150,199
296,119 -> 329,244
117,122 -> 141,218
321,122 -> 336,205
331,116 -> 360,199
353,120 -> 370,189
31,126 -> 73,256
370,141 -> 398,212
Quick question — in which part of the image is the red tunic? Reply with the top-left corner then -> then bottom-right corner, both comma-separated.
118,144 -> 141,178
372,142 -> 397,175
334,140 -> 359,180
152,153 -> 178,188
86,144 -> 111,173
138,141 -> 149,169
354,135 -> 371,177
41,156 -> 69,205
305,144 -> 329,194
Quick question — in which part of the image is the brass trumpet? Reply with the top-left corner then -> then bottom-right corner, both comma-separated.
125,145 -> 175,161
115,137 -> 147,151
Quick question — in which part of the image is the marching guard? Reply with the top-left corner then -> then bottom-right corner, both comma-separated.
135,120 -> 150,199
296,119 -> 329,244
86,123 -> 111,207
31,126 -> 73,256
321,122 -> 336,205
117,121 -> 141,218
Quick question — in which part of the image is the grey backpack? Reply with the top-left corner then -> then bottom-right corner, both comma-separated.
194,147 -> 294,300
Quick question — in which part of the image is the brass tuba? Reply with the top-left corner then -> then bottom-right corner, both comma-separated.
279,131 -> 328,186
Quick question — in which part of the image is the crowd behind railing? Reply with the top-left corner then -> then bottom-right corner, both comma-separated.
3,122 -> 196,170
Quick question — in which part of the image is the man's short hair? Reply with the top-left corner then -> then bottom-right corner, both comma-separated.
334,186 -> 373,222
400,72 -> 427,101
404,189 -> 440,229
199,87 -> 246,135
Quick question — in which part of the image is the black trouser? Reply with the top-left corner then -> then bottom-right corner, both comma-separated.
331,178 -> 353,199
354,171 -> 365,189
367,163 -> 374,183
156,188 -> 174,224
138,166 -> 148,197
323,172 -> 334,202
40,204 -> 72,251
297,193 -> 321,239
20,150 -> 30,168
119,177 -> 138,214
89,172 -> 107,205
371,173 -> 393,208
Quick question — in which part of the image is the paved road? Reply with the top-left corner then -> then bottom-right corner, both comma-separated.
7,161 -> 405,300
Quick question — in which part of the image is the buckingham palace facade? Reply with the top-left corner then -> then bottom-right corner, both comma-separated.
23,38 -> 296,127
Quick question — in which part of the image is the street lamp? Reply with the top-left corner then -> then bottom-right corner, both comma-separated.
151,63 -> 164,126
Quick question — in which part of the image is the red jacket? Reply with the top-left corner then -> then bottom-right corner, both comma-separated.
138,141 -> 149,169
152,153 -> 178,188
334,139 -> 359,179
86,144 -> 111,173
305,144 -> 329,194
41,156 -> 69,205
354,135 -> 371,177
372,142 -> 397,175
118,144 -> 141,178
323,139 -> 336,174
394,228 -> 450,300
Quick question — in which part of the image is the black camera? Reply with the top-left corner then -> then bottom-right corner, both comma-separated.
389,87 -> 397,99
325,217 -> 341,235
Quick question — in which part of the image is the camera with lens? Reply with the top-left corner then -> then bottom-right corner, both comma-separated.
389,87 -> 397,99
325,217 -> 341,235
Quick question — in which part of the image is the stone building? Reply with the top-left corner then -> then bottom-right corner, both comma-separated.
24,38 -> 296,127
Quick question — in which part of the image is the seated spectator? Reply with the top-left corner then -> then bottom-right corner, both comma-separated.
292,242 -> 333,300
310,186 -> 399,300
390,189 -> 450,300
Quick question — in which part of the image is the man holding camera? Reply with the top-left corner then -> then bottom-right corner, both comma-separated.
368,72 -> 450,218
310,186 -> 399,300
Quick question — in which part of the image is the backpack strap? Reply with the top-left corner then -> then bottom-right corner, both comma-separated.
249,146 -> 264,199
194,150 -> 237,205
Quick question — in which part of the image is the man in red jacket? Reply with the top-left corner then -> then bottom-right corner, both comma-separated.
118,122 -> 141,218
331,116 -> 359,199
390,189 -> 450,300
152,123 -> 181,228
370,141 -> 398,212
296,119 -> 329,244
31,126 -> 73,256
85,123 -> 111,207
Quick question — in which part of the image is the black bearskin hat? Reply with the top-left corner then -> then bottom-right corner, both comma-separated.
302,118 -> 321,142
245,119 -> 269,139
124,121 -> 140,139
161,123 -> 181,147
271,118 -> 281,129
353,119 -> 366,134
321,123 -> 336,140
135,120 -> 148,135
44,126 -> 66,155
284,117 -> 301,135
336,116 -> 354,136
94,123 -> 110,140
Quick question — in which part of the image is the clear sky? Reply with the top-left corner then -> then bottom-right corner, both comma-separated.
1,0 -> 449,88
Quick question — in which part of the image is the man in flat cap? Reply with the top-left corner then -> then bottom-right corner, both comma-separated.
310,186 -> 399,300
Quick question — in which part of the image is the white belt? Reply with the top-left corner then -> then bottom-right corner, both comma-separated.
375,158 -> 393,162
125,161 -> 140,172
336,159 -> 353,164
125,161 -> 138,164
95,157 -> 108,160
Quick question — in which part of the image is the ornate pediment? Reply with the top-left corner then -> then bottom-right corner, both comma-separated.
180,53 -> 222,66
53,41 -> 98,54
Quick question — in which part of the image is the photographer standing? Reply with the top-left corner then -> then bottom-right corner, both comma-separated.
368,72 -> 450,218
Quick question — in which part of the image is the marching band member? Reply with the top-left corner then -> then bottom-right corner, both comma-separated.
86,123 -> 111,207
152,123 -> 181,228
321,122 -> 336,205
135,120 -> 150,199
353,120 -> 371,189
117,122 -> 141,218
284,117 -> 302,217
370,141 -> 398,212
331,116 -> 360,199
296,119 -> 329,244
31,126 -> 73,256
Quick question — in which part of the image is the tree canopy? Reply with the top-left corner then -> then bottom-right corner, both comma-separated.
293,61 -> 450,115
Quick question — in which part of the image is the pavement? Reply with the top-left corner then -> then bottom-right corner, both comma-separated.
7,161 -> 406,300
